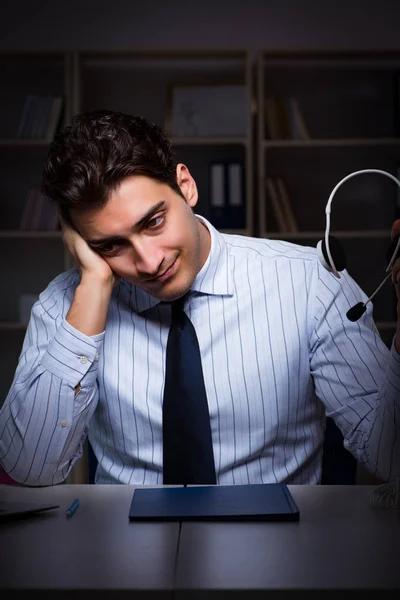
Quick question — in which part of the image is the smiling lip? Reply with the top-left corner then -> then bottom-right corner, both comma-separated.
149,258 -> 178,283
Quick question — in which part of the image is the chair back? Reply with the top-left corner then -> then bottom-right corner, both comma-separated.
88,441 -> 98,484
321,417 -> 357,484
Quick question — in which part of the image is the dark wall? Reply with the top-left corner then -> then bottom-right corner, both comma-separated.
1,0 -> 400,51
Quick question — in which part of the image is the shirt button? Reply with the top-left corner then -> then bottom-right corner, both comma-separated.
79,356 -> 88,364
94,353 -> 99,362
61,420 -> 68,427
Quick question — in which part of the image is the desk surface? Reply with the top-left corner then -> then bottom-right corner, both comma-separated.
176,484 -> 400,595
0,483 -> 399,598
0,483 -> 180,597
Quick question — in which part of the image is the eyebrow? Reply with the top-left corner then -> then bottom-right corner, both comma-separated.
87,201 -> 166,245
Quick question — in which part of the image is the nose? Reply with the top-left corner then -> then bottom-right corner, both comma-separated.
131,238 -> 164,277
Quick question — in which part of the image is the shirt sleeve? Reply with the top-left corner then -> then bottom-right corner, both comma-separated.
309,261 -> 400,482
0,295 -> 104,486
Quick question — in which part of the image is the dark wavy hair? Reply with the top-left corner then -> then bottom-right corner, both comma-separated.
41,110 -> 184,223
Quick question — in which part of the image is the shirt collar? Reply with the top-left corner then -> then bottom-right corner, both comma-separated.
123,215 -> 234,315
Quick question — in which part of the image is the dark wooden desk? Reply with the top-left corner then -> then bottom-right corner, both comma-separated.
1,484 -> 399,598
0,483 -> 180,599
176,484 -> 400,597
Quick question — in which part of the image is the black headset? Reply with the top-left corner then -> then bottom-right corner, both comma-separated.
316,169 -> 400,322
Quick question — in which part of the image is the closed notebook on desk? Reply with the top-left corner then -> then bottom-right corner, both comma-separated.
129,483 -> 299,522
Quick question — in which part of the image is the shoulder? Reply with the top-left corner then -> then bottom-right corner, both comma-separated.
222,233 -> 319,266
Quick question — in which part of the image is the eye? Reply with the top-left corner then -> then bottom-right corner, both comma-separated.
94,242 -> 121,256
146,215 -> 164,230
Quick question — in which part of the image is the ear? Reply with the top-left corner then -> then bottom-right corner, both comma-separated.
176,163 -> 198,208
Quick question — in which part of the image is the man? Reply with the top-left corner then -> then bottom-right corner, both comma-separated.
1,110 -> 400,486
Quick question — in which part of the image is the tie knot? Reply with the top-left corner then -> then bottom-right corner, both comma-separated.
170,295 -> 189,328
171,294 -> 187,314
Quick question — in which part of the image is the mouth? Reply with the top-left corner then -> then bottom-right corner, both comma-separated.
148,257 -> 178,284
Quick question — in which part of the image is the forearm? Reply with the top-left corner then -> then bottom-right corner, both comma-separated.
0,368 -> 98,486
345,346 -> 400,482
311,263 -> 400,482
0,312 -> 104,485
66,277 -> 113,336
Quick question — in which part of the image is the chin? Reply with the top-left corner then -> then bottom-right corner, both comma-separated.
153,288 -> 188,302
154,278 -> 194,302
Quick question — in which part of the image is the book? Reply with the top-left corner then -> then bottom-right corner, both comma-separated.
16,94 -> 63,140
19,189 -> 60,231
265,177 -> 298,233
394,71 -> 400,137
210,163 -> 225,208
45,96 -> 64,142
209,162 -> 246,229
19,189 -> 37,230
275,178 -> 299,232
290,97 -> 310,140
264,96 -> 281,139
16,94 -> 34,139
264,96 -> 310,140
265,177 -> 287,232
29,190 -> 46,230
128,483 -> 300,522
228,163 -> 243,207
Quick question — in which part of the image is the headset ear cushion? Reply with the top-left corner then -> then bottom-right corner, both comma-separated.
386,234 -> 400,266
317,236 -> 347,272
317,239 -> 331,271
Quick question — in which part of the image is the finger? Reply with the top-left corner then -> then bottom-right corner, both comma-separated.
392,258 -> 400,285
391,218 -> 400,241
388,226 -> 400,269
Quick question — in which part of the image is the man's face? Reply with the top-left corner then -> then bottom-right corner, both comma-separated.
71,164 -> 210,302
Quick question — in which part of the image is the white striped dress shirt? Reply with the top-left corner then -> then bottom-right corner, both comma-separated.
1,216 -> 400,486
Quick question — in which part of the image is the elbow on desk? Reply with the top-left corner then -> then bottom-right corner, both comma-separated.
0,458 -> 69,487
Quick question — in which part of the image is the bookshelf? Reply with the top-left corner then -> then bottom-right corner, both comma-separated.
0,51 -> 73,406
257,50 -> 400,345
0,48 -> 253,404
72,49 -> 254,235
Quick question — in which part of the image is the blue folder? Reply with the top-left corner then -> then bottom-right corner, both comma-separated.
129,483 -> 300,522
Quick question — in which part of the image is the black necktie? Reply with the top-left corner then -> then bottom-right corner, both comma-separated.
162,296 -> 216,485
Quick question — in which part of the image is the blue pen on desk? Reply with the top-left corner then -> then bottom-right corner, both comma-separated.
65,498 -> 80,518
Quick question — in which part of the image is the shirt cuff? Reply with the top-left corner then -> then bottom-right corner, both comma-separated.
40,318 -> 105,387
386,340 -> 400,391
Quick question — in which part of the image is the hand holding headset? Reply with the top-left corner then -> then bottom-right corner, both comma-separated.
316,169 -> 400,322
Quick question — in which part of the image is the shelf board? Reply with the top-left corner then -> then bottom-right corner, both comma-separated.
261,53 -> 400,69
0,231 -> 62,238
0,139 -> 49,147
263,138 -> 400,149
81,50 -> 248,71
172,136 -> 248,146
262,230 -> 391,240
0,322 -> 27,331
375,321 -> 397,330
